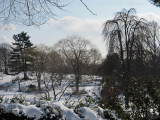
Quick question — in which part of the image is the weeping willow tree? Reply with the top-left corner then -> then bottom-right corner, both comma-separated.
102,8 -> 150,92
102,9 -> 160,119
103,8 -> 149,78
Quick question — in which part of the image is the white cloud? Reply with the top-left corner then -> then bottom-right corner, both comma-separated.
48,16 -> 107,57
138,12 -> 160,23
47,13 -> 160,57
0,24 -> 16,31
0,35 -> 12,45
49,16 -> 105,33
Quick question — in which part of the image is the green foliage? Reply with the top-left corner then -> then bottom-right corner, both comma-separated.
100,76 -> 131,119
101,75 -> 160,119
103,109 -> 119,120
12,76 -> 20,83
0,107 -> 62,120
126,77 -> 160,119
149,0 -> 160,7
40,104 -> 62,119
100,76 -> 119,109
0,111 -> 35,120
35,99 -> 41,107
10,95 -> 26,104
27,84 -> 36,92
0,95 -> 4,103
4,98 -> 9,104
64,97 -> 76,109
9,31 -> 33,80
100,53 -> 121,76
0,96 -> 64,120
64,95 -> 99,110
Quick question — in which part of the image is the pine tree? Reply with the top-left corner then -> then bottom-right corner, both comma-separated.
9,32 -> 33,80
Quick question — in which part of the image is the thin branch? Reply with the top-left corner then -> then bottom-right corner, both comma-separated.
79,0 -> 97,15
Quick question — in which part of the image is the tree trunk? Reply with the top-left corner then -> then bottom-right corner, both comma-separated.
75,74 -> 79,93
4,59 -> 8,74
24,72 -> 29,80
4,67 -> 8,75
37,74 -> 41,92
23,59 -> 29,80
18,79 -> 21,92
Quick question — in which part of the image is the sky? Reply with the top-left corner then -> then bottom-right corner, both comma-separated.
0,0 -> 160,57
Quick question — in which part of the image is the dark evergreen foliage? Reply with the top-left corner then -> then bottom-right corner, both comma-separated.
149,0 -> 160,7
9,32 -> 33,79
0,107 -> 62,120
100,53 -> 121,76
101,8 -> 160,119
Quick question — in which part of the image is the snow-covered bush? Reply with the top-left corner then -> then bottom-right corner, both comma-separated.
0,95 -> 4,103
0,95 -> 120,120
10,95 -> 26,104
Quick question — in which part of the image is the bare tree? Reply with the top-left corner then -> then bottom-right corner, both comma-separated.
42,49 -> 72,101
0,43 -> 11,74
47,49 -> 65,75
55,35 -> 97,93
0,0 -> 96,26
83,48 -> 102,79
0,0 -> 68,26
103,8 -> 149,80
146,21 -> 160,81
32,45 -> 49,91
102,9 -> 150,107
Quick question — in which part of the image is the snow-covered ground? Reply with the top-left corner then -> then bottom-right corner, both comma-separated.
0,73 -> 101,101
0,73 -> 118,120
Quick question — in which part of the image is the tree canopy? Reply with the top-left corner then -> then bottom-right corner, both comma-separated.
149,0 -> 160,7
0,0 -> 95,26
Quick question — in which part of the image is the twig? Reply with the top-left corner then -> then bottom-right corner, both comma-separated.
79,0 -> 97,15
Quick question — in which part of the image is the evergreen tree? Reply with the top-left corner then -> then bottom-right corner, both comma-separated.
149,0 -> 160,7
9,32 -> 33,80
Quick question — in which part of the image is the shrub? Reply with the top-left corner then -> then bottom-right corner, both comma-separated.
10,95 -> 26,104
27,84 -> 36,92
100,76 -> 130,119
12,76 -> 20,83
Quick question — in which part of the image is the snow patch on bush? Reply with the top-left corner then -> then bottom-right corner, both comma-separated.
51,101 -> 81,120
0,103 -> 43,119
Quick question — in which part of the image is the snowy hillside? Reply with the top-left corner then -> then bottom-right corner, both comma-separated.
0,73 -> 118,120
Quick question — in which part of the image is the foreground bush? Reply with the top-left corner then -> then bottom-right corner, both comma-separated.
101,76 -> 160,119
0,95 -> 119,120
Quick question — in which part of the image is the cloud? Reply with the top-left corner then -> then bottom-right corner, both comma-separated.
47,13 -> 160,57
0,24 -> 16,31
138,12 -> 160,23
49,16 -> 105,33
0,35 -> 12,45
48,16 -> 107,56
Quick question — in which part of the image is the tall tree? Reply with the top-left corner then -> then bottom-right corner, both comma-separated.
55,35 -> 97,93
9,31 -> 33,79
147,21 -> 160,80
102,9 -> 150,108
103,8 -> 149,84
0,43 -> 11,74
32,45 -> 48,91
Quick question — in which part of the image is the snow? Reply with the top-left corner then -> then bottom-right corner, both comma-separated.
0,73 -> 112,120
0,103 -> 43,120
51,101 -> 81,120
76,107 -> 100,120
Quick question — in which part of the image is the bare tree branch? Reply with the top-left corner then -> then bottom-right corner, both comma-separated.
80,0 -> 97,15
